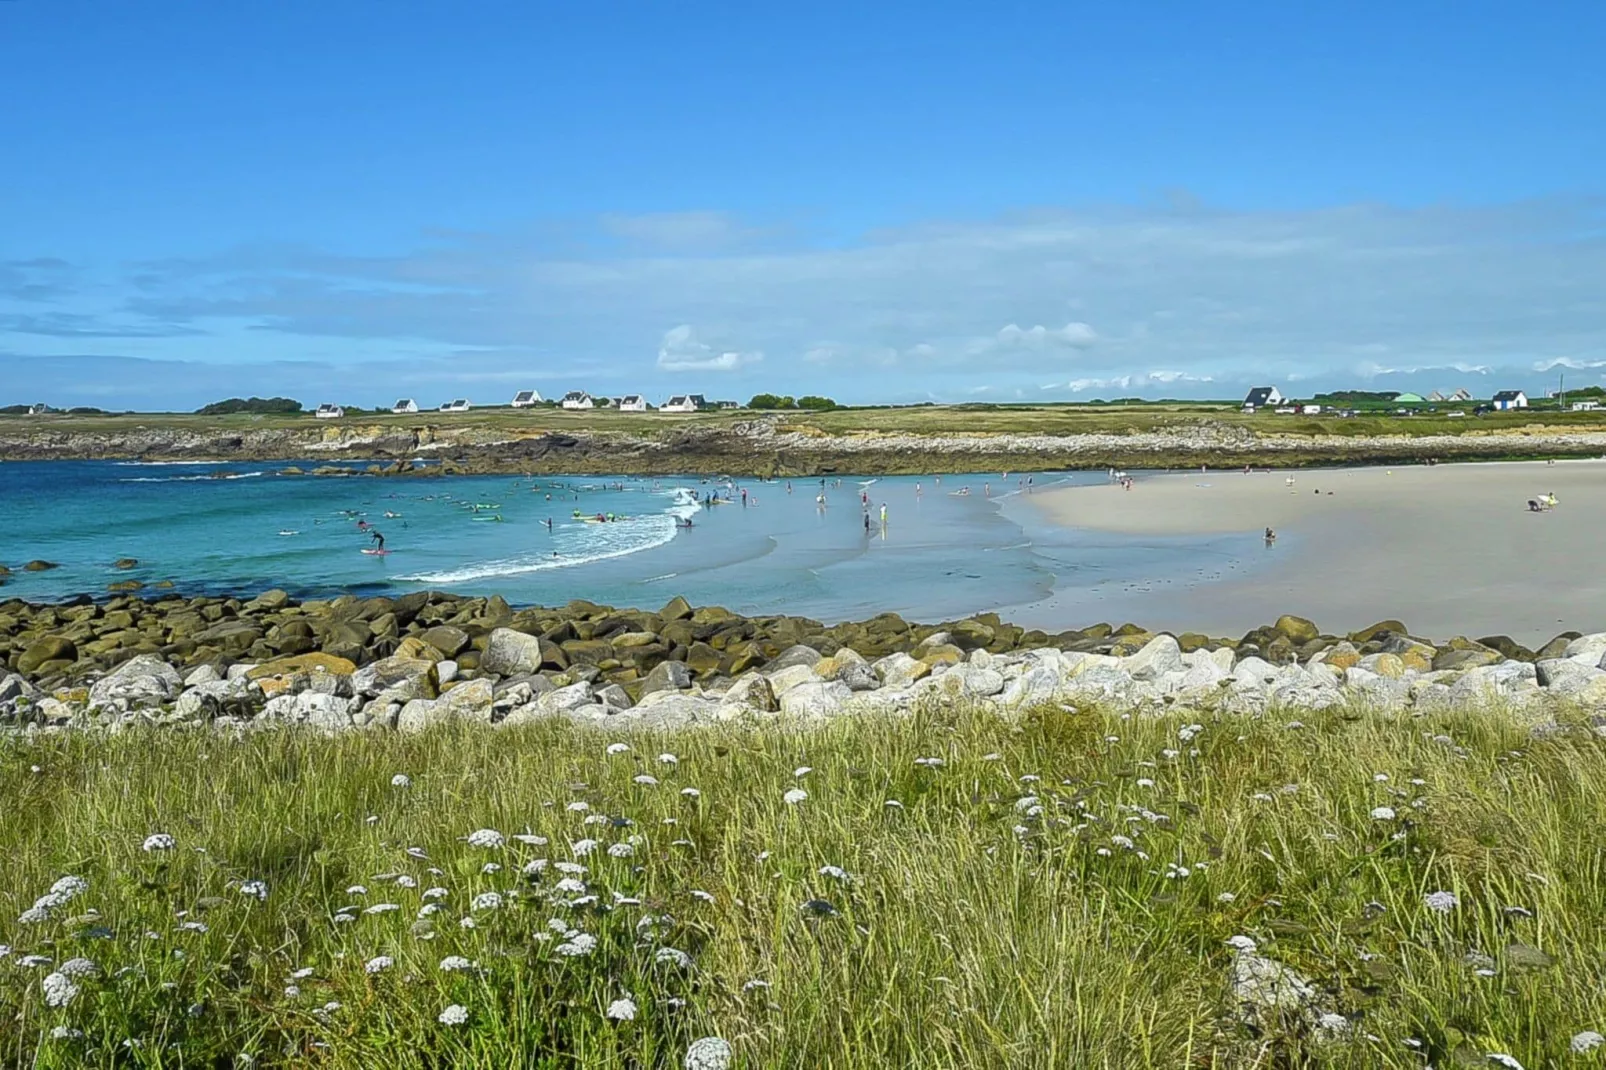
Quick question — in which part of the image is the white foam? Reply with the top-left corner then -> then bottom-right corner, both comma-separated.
400,515 -> 677,584
119,471 -> 265,483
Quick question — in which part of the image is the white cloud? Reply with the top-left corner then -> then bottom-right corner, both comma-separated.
1533,357 -> 1606,371
655,324 -> 762,372
994,322 -> 1098,349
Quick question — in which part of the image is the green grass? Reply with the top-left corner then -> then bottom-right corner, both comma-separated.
5,403 -> 1604,442
2,702 -> 1605,1068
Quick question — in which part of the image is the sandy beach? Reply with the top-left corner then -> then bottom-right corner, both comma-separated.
1023,459 -> 1606,645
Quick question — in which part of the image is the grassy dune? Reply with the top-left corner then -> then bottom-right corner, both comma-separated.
3,703 -> 1605,1068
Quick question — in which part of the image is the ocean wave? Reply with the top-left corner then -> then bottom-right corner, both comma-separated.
399,515 -> 678,584
119,471 -> 266,483
113,460 -> 228,467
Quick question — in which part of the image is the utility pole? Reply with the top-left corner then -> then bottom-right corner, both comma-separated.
1559,370 -> 1565,412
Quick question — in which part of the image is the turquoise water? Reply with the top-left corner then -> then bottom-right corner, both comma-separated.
0,461 -> 1254,626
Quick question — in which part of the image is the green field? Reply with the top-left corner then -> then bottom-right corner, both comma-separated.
4,402 -> 1604,441
3,702 -> 1603,1067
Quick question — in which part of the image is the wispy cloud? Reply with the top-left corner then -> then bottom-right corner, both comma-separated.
4,198 -> 1606,407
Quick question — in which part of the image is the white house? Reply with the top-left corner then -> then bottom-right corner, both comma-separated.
560,391 -> 593,410
26,403 -> 51,415
661,393 -> 707,414
617,394 -> 648,412
392,398 -> 419,414
1451,388 -> 1473,402
314,404 -> 345,419
1242,386 -> 1283,411
1491,390 -> 1528,411
1572,400 -> 1601,412
440,398 -> 471,413
510,390 -> 542,408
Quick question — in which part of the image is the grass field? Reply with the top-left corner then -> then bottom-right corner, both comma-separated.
3,702 -> 1604,1068
4,402 -> 1604,441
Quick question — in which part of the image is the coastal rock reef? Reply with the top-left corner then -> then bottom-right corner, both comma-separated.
4,593 -> 1605,732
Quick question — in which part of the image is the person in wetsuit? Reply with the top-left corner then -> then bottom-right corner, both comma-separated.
369,529 -> 385,552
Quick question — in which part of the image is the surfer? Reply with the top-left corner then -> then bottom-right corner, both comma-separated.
545,517 -> 553,531
369,529 -> 385,552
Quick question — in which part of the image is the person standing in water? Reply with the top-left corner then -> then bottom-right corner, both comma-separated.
879,502 -> 887,526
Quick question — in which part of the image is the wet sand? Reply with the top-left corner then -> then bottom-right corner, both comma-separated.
1022,459 -> 1606,646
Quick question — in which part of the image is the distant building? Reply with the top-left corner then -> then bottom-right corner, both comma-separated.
439,398 -> 471,413
714,400 -> 740,410
1451,388 -> 1472,402
26,403 -> 51,415
560,391 -> 593,410
1299,404 -> 1322,415
392,398 -> 419,414
510,390 -> 542,408
314,404 -> 345,419
661,394 -> 707,414
1491,390 -> 1528,411
617,394 -> 648,412
1242,386 -> 1283,411
1392,392 -> 1425,404
1572,400 -> 1601,412
1426,390 -> 1447,402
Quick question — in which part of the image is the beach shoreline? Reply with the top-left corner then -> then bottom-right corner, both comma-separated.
1018,458 -> 1606,645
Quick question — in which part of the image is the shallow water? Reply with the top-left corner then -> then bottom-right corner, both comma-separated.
0,462 -> 1261,627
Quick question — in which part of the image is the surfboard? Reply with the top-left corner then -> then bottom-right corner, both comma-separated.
360,549 -> 391,555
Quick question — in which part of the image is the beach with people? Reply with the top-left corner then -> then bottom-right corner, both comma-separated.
1019,458 -> 1606,644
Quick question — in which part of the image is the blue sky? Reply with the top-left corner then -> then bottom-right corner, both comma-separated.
2,1 -> 1603,410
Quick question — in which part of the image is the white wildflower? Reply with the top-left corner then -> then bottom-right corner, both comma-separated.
479,863 -> 501,875
566,801 -> 591,813
390,773 -> 412,788
783,788 -> 808,805
406,846 -> 429,859
1571,1032 -> 1605,1054
884,799 -> 903,809
238,880 -> 269,901
18,955 -> 52,968
17,907 -> 52,924
1370,807 -> 1397,821
571,838 -> 599,857
362,903 -> 400,915
459,916 -> 477,930
364,956 -> 393,973
606,743 -> 631,755
554,861 -> 586,875
658,753 -> 678,765
1136,778 -> 1155,788
684,1037 -> 733,1070
142,833 -> 176,852
818,865 -> 850,882
1424,890 -> 1460,913
465,829 -> 505,849
512,834 -> 548,846
346,885 -> 368,896
914,757 -> 944,768
50,1026 -> 84,1041
793,766 -> 812,778
438,955 -> 477,972
1224,935 -> 1257,953
680,788 -> 701,798
556,933 -> 598,957
438,1003 -> 469,1026
607,843 -> 635,859
290,967 -> 315,979
49,875 -> 89,902
690,890 -> 715,903
284,984 -> 301,998
521,860 -> 548,878
177,920 -> 209,933
1486,1055 -> 1524,1069
57,957 -> 100,978
634,775 -> 660,786
554,877 -> 587,894
423,887 -> 449,900
394,875 -> 418,888
655,947 -> 693,969
470,892 -> 503,912
42,972 -> 79,1008
605,997 -> 638,1021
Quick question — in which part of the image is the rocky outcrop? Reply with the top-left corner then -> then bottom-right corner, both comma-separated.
5,592 -> 1606,735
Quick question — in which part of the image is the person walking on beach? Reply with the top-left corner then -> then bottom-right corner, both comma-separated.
864,512 -> 871,534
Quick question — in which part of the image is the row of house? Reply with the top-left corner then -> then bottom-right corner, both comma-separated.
310,391 -> 734,417
1242,386 -> 1538,414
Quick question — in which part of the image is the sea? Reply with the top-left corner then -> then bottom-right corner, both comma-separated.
0,461 -> 1260,629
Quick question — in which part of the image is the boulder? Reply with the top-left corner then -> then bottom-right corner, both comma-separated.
0,673 -> 40,705
113,558 -> 139,570
88,654 -> 182,712
722,673 -> 778,712
929,664 -> 1005,699
659,595 -> 694,621
538,681 -> 596,715
1273,615 -> 1320,644
479,628 -> 546,677
246,652 -> 358,681
766,664 -> 820,696
419,625 -> 471,658
1536,659 -> 1606,696
779,680 -> 853,718
1563,633 -> 1606,662
620,693 -> 722,728
639,660 -> 691,697
874,652 -> 930,689
396,678 -> 494,733
16,636 -> 77,674
352,656 -> 438,700
763,644 -> 823,673
1121,634 -> 1184,681
1349,620 -> 1406,644
22,560 -> 60,572
173,678 -> 257,721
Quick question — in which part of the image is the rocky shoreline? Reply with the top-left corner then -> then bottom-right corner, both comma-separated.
4,592 -> 1605,732
3,417 -> 1606,476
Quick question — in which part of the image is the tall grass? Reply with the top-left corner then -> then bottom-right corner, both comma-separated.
2,702 -> 1603,1068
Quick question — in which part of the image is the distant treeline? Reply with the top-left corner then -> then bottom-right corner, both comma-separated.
196,397 -> 304,415
747,394 -> 838,411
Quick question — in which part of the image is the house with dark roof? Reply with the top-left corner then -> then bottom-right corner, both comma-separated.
1491,390 -> 1528,411
661,394 -> 707,413
1242,386 -> 1283,411
560,391 -> 593,410
510,390 -> 542,408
